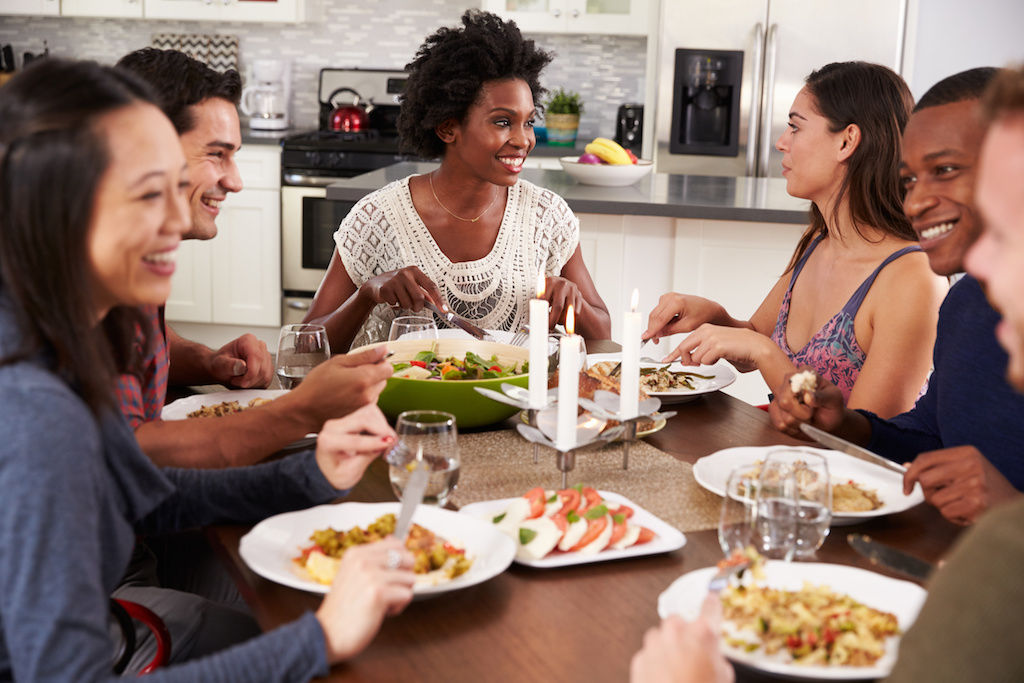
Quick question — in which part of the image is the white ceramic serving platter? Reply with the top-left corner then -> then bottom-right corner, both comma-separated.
587,353 -> 736,404
459,490 -> 686,568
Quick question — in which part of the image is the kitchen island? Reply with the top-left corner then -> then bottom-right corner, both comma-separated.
327,163 -> 809,405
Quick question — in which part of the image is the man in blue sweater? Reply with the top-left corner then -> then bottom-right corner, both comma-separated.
770,67 -> 1024,526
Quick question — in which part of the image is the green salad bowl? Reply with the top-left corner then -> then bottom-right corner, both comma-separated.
355,338 -> 530,429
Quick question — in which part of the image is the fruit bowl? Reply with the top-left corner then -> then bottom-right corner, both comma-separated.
559,156 -> 654,187
353,337 -> 530,429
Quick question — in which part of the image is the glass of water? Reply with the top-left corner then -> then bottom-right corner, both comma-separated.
762,448 -> 831,559
388,316 -> 438,343
718,465 -> 760,557
389,410 -> 460,507
275,323 -> 330,389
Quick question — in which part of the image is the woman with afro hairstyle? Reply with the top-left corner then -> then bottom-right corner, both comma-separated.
305,10 -> 610,350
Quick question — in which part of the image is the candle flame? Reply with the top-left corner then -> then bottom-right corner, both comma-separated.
630,288 -> 639,312
566,304 -> 575,335
536,271 -> 546,298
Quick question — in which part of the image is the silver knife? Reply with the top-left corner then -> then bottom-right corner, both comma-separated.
800,423 -> 907,474
847,534 -> 933,581
425,301 -> 491,341
393,450 -> 430,541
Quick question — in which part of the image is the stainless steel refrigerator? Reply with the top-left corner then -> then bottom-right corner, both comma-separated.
654,0 -> 910,178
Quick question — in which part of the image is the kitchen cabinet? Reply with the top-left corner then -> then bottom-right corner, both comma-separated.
576,213 -> 803,405
0,0 -> 58,14
166,145 -> 281,328
61,0 -> 142,18
482,0 -> 650,36
144,0 -> 303,23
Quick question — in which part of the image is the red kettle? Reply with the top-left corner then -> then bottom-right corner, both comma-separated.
328,87 -> 370,132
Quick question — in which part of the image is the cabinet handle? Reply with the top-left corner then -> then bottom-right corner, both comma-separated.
552,8 -> 561,17
758,23 -> 779,177
286,301 -> 311,311
571,9 -> 579,18
745,22 -> 764,177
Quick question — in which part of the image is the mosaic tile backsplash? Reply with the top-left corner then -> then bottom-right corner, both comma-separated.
0,1 -> 647,142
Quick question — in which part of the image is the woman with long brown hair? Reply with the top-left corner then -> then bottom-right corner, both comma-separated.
645,62 -> 946,416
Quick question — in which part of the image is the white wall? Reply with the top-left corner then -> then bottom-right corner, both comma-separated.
909,0 -> 1024,99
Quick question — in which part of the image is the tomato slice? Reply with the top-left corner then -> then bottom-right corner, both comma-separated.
608,517 -> 627,546
557,488 -> 581,514
551,512 -> 568,535
580,487 -> 603,513
409,360 -> 427,368
610,504 -> 634,520
569,515 -> 609,552
523,486 -> 547,518
635,527 -> 656,545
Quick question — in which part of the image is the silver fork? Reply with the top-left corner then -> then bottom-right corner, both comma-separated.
509,324 -> 529,347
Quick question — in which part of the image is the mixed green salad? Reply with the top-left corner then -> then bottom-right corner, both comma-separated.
391,350 -> 527,381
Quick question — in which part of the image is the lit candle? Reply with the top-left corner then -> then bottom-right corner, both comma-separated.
528,272 -> 549,409
620,289 -> 641,419
556,305 -> 580,451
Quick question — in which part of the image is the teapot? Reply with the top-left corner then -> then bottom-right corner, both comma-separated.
328,87 -> 371,133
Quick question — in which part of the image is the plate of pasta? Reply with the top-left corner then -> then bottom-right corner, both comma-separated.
658,561 -> 927,679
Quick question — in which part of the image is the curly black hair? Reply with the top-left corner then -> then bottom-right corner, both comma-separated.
116,48 -> 242,135
398,9 -> 553,159
915,67 -> 999,113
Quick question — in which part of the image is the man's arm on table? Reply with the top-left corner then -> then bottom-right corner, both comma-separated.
166,325 -> 274,389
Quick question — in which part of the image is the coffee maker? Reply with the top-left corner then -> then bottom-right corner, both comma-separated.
614,103 -> 644,154
668,49 -> 742,156
240,59 -> 291,131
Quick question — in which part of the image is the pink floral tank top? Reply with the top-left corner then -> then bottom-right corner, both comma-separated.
770,236 -> 922,400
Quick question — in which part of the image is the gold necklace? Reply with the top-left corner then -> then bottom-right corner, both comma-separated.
428,172 -> 498,223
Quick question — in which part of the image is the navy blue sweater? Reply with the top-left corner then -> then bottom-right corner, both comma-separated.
0,305 -> 338,681
859,276 -> 1024,489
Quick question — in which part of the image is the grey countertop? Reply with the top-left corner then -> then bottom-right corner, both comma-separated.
325,161 -> 810,224
241,128 -> 295,146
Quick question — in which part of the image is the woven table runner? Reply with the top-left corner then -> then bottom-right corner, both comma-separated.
449,430 -> 722,533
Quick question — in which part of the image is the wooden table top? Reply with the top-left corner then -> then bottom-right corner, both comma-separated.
207,388 -> 963,683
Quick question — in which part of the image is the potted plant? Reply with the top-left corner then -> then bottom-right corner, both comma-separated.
544,88 -> 584,146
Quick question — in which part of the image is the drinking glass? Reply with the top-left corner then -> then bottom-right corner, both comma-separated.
753,460 -> 798,561
762,448 -> 832,558
546,333 -> 588,378
275,323 -> 330,389
388,410 -> 460,507
388,316 -> 438,343
718,465 -> 760,557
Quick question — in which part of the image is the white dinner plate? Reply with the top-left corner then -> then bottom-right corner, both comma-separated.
161,389 -> 291,421
586,353 -> 736,404
459,490 -> 686,568
239,502 -> 515,596
657,561 -> 927,680
692,446 -> 924,526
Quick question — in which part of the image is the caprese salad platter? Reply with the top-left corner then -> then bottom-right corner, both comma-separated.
459,486 -> 686,568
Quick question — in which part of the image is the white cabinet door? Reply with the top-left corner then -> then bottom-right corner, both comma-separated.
144,0 -> 301,22
482,0 -> 648,35
61,0 -> 143,18
210,188 -> 281,327
166,238 -> 214,323
0,0 -> 58,14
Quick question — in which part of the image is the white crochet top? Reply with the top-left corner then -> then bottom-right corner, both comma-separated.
336,175 -> 579,348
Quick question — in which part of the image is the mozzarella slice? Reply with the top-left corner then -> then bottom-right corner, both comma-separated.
577,515 -> 614,555
515,516 -> 561,561
493,497 -> 532,537
610,524 -> 642,550
542,491 -> 563,517
558,516 -> 588,551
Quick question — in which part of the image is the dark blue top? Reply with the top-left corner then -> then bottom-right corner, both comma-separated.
0,301 -> 338,681
858,276 -> 1024,489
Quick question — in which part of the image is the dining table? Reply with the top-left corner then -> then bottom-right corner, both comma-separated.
206,348 -> 964,683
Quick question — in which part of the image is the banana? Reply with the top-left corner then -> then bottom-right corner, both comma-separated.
584,137 -> 633,165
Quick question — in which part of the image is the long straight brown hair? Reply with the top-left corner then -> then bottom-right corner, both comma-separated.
784,62 -> 916,274
0,59 -> 156,414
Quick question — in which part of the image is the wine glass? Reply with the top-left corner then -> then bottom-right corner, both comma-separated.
388,410 -> 460,507
388,316 -> 438,343
546,333 -> 588,377
763,448 -> 832,558
718,464 -> 760,557
754,456 -> 802,561
275,323 -> 330,389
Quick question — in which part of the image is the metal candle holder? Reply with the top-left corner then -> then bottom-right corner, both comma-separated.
577,390 -> 675,470
515,407 -> 624,488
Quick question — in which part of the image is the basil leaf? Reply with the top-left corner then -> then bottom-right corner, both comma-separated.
584,504 -> 608,520
547,493 -> 558,503
613,513 -> 625,525
519,528 -> 538,545
414,350 -> 436,363
492,512 -> 506,524
566,510 -> 580,524
391,362 -> 410,372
